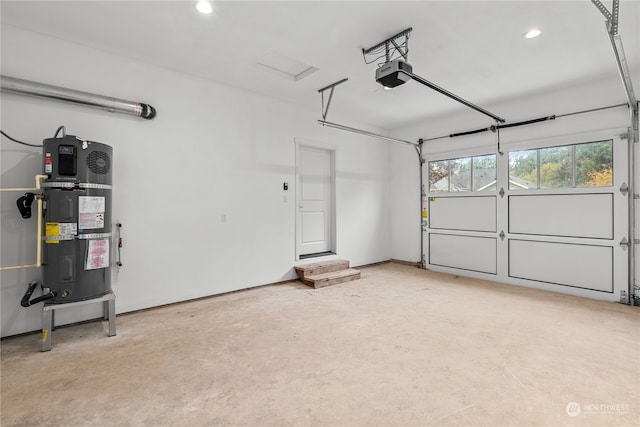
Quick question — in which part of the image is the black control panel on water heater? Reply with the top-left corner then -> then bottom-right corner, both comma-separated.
57,145 -> 77,176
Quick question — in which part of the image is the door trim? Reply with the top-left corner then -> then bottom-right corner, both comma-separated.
294,138 -> 337,261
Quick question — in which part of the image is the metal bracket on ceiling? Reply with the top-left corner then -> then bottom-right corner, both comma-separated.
316,78 -> 419,148
415,139 -> 424,163
363,27 -> 413,64
591,0 -> 618,34
590,0 -> 637,112
493,120 -> 504,155
317,119 -> 417,147
362,27 -> 505,123
318,78 -> 348,122
591,0 -> 620,35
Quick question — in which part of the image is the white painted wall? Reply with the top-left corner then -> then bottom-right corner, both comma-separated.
0,26 -> 391,337
389,74 -> 640,297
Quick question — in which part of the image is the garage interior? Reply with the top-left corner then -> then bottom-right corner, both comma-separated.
1,1 -> 639,426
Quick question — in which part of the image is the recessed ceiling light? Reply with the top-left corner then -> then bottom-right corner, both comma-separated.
523,28 -> 542,39
196,1 -> 213,14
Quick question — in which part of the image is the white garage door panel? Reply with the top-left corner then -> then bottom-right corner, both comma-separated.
429,196 -> 496,232
509,240 -> 613,292
509,193 -> 613,239
429,234 -> 497,274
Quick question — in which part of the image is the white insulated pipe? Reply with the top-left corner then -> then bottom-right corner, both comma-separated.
0,175 -> 48,271
1,75 -> 156,119
0,174 -> 48,192
35,197 -> 43,268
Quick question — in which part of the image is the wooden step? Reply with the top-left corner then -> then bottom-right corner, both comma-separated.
301,268 -> 361,289
294,259 -> 350,281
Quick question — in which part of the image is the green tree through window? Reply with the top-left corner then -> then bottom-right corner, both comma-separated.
576,141 -> 613,187
509,150 -> 537,189
540,146 -> 571,188
508,140 -> 612,190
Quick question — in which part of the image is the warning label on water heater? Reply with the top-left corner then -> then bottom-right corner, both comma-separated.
85,238 -> 109,270
79,196 -> 105,229
45,222 -> 78,243
45,153 -> 52,174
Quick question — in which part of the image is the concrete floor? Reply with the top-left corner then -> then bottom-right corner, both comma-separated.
2,262 -> 639,426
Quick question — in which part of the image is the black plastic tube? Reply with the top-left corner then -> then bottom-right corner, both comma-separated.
27,292 -> 57,306
20,282 -> 38,307
20,281 -> 57,307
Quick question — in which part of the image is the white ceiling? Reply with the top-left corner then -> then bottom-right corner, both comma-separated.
1,0 -> 639,130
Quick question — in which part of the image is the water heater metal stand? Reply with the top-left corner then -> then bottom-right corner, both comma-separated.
41,291 -> 116,351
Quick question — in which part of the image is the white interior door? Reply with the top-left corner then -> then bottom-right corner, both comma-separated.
296,145 -> 334,258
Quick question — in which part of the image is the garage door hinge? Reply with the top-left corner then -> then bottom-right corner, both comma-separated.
620,237 -> 630,250
635,238 -> 640,245
627,124 -> 640,143
499,187 -> 505,198
620,290 -> 629,304
499,230 -> 505,241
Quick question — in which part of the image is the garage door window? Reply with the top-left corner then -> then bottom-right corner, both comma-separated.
508,140 -> 612,190
576,141 -> 613,187
429,154 -> 497,193
508,149 -> 538,190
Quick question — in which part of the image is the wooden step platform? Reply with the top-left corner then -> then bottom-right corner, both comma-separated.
294,259 -> 360,289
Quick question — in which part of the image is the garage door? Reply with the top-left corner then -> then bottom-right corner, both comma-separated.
424,134 -> 628,301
